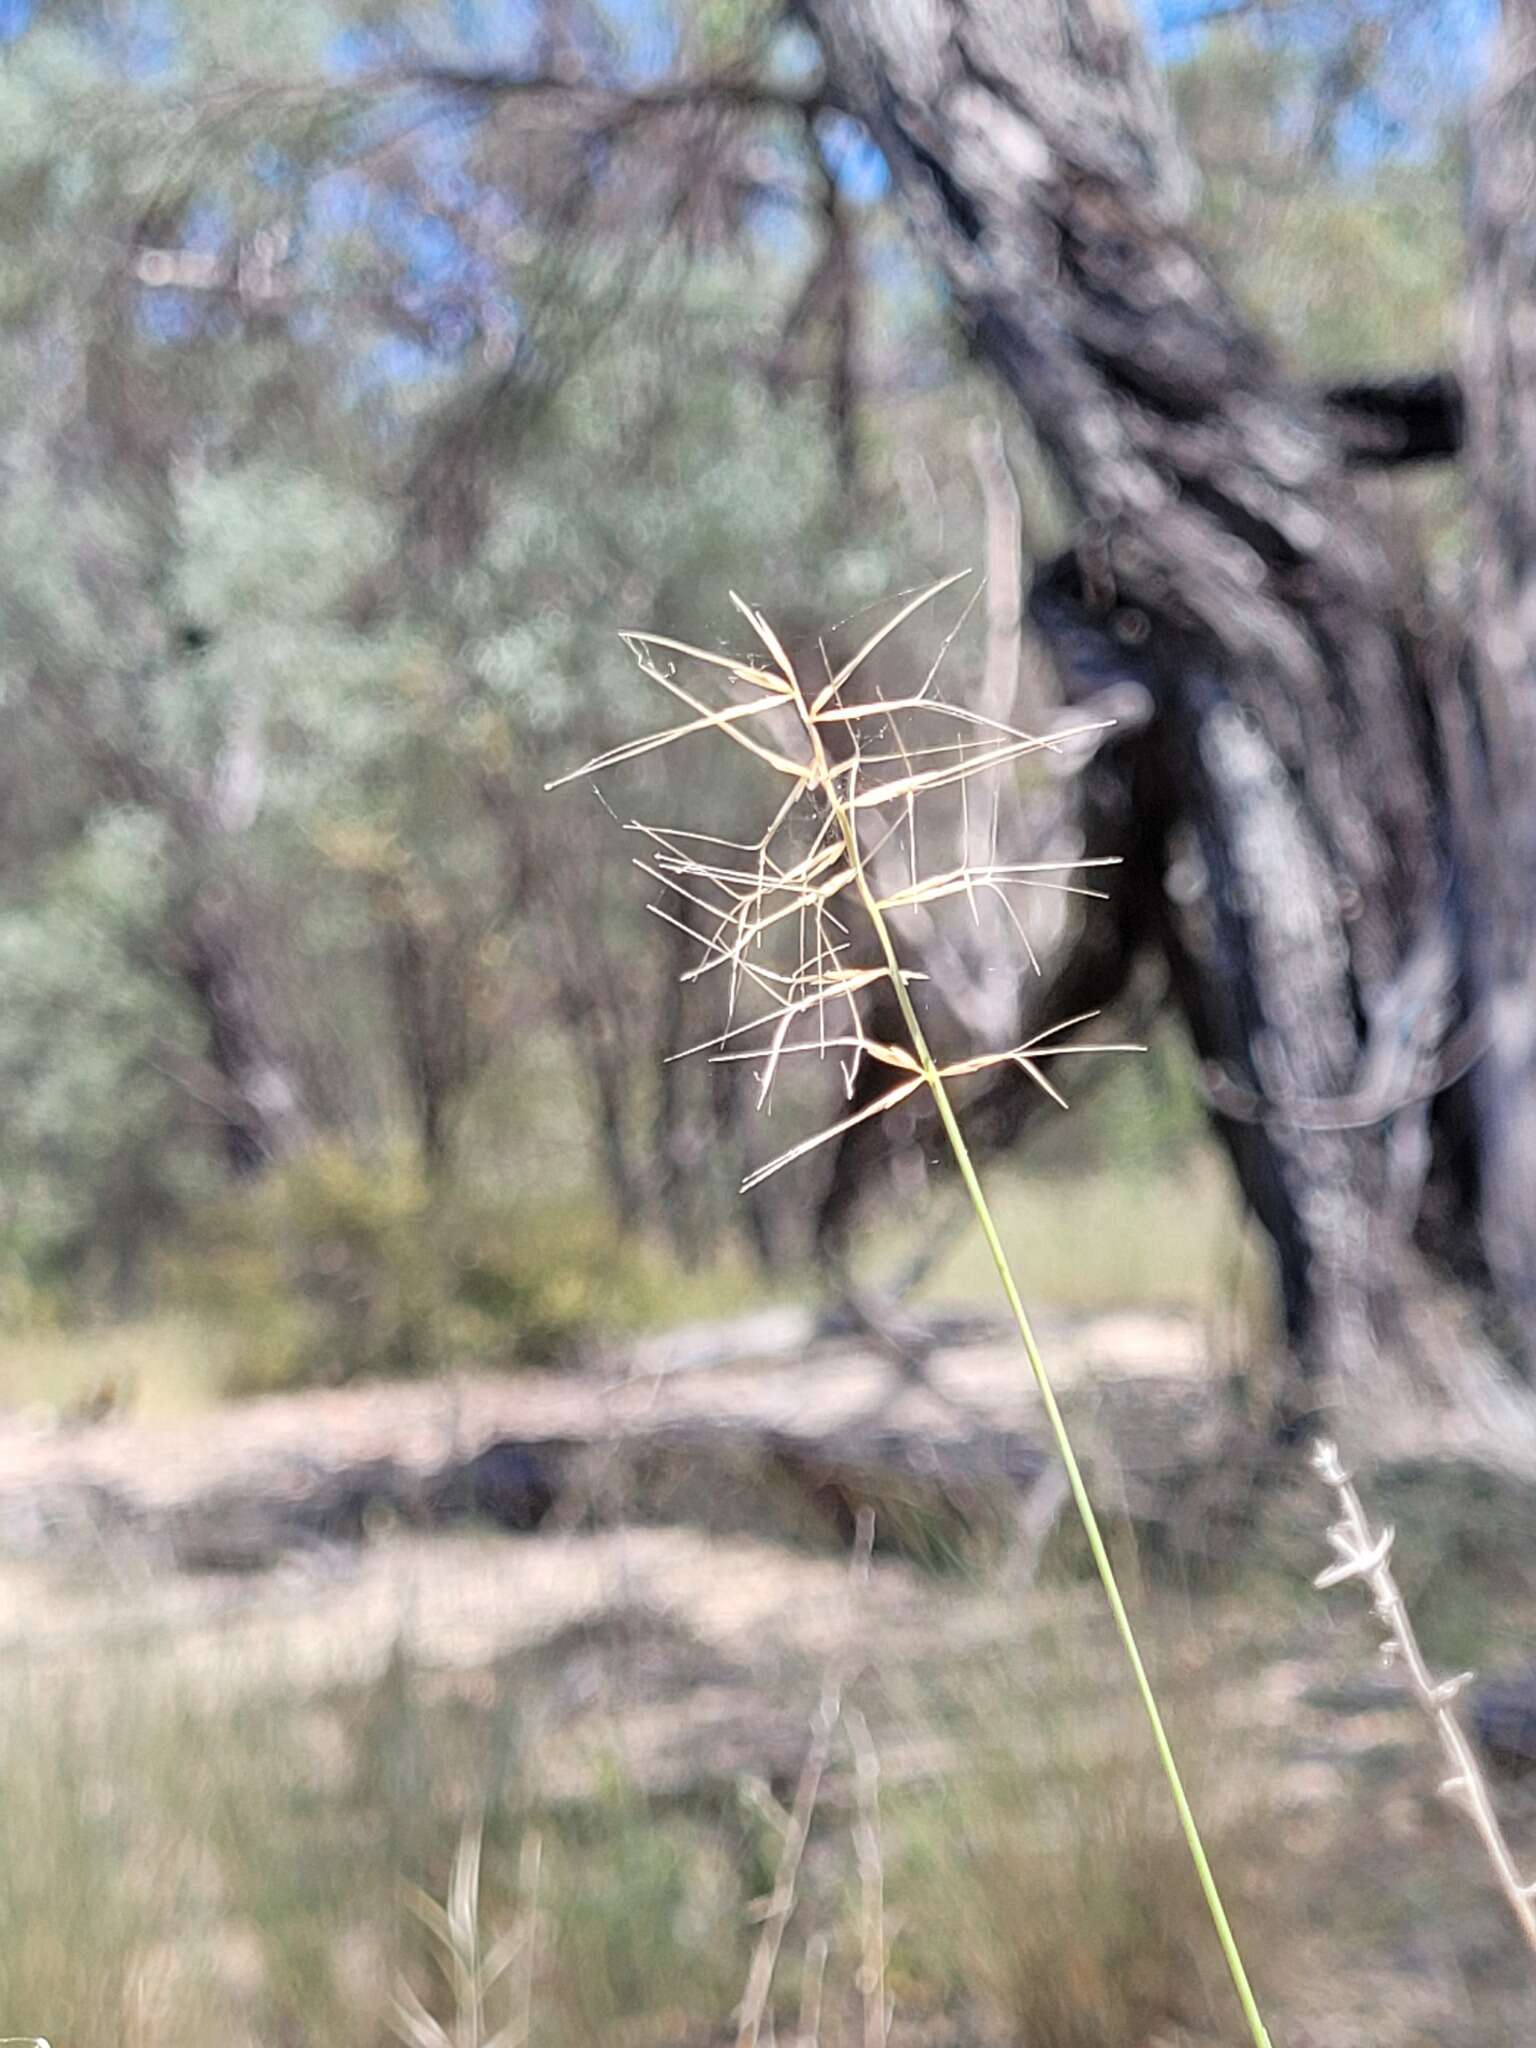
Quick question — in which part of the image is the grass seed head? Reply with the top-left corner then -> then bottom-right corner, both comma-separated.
550,577 -> 1136,1188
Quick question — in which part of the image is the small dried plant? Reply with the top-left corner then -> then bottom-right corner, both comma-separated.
1312,1437 -> 1536,1957
391,1823 -> 542,2048
734,1505 -> 875,2048
550,577 -> 1271,2047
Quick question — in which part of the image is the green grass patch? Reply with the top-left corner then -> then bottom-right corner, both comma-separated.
900,1145 -> 1274,1322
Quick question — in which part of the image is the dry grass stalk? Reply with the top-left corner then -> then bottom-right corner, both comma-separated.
967,418 -> 1023,726
735,1678 -> 841,2048
555,581 -> 1271,2048
1311,1437 -> 1536,1958
793,1934 -> 828,2048
845,1707 -> 889,2048
735,1509 -> 876,2048
513,1831 -> 542,2048
391,1821 -> 543,2048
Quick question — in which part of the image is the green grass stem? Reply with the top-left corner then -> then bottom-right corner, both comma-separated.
812,718 -> 1274,2048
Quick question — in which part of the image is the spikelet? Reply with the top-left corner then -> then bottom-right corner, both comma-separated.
547,575 -> 1133,1186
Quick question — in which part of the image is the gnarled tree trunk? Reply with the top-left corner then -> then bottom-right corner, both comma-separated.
1465,0 -> 1536,1358
805,0 -> 1536,1442
179,890 -> 313,1178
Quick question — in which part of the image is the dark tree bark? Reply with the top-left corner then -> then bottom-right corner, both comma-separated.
179,890 -> 313,1177
372,881 -> 483,1171
1325,372 -> 1464,467
169,691 -> 320,1180
1464,0 -> 1536,1356
803,0 -> 1535,1437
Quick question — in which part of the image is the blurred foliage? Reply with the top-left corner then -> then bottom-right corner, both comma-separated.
0,0 -> 1470,1376
1174,24 -> 1462,375
165,1141 -> 696,1390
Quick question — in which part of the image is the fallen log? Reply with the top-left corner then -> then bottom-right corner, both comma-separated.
0,1310 -> 1204,1564
6,1315 -> 1533,1586
0,1317 -> 1248,1576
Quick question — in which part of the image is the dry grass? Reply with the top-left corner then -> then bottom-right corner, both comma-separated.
549,577 -> 1130,1190
0,1644 -> 1009,2048
0,1519 -> 1277,2048
884,1635 -> 1281,2048
0,1314 -> 231,1419
7,1531 -> 1536,2048
1311,1439 -> 1536,1962
553,579 -> 1270,2044
391,1822 -> 541,2048
0,1639 -> 748,2048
